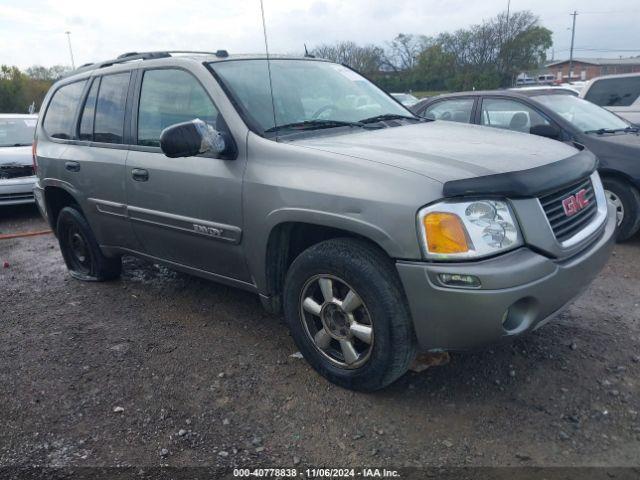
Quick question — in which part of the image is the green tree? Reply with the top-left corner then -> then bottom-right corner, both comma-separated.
0,66 -> 29,113
0,65 -> 66,113
414,44 -> 456,91
311,42 -> 385,75
308,10 -> 553,93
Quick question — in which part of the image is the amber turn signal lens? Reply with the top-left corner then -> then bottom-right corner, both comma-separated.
423,212 -> 470,254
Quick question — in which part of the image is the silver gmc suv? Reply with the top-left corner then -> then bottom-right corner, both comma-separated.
34,51 -> 616,391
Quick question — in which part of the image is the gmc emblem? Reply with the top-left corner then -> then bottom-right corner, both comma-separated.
562,189 -> 590,217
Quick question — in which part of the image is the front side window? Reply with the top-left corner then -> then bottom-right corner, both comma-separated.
536,94 -> 629,132
210,59 -> 409,134
43,80 -> 87,139
0,117 -> 36,147
423,99 -> 474,123
585,77 -> 640,107
94,72 -> 130,144
137,69 -> 219,147
480,98 -> 550,133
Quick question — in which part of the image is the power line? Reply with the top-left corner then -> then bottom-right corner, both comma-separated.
577,10 -> 640,15
555,48 -> 640,52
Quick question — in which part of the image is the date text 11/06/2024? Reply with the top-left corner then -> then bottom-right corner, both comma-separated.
232,468 -> 401,478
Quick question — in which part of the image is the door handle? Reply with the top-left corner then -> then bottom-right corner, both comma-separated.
131,168 -> 149,182
65,161 -> 80,172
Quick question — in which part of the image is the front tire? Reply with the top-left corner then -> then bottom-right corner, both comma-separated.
602,177 -> 640,242
283,238 -> 416,391
56,206 -> 122,281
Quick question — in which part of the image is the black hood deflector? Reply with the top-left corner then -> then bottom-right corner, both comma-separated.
442,150 -> 598,198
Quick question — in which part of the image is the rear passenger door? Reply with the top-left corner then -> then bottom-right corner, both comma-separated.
125,67 -> 250,282
47,73 -> 138,249
478,97 -> 552,134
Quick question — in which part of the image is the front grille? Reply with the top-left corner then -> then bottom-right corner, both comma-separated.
540,177 -> 597,242
0,165 -> 34,179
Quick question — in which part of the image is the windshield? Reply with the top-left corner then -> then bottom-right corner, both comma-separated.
535,94 -> 629,133
0,117 -> 36,147
210,59 -> 410,134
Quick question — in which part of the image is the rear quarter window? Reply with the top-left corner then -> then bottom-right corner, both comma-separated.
43,80 -> 87,139
585,77 -> 640,107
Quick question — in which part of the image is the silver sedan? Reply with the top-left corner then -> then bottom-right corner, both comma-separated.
0,114 -> 38,206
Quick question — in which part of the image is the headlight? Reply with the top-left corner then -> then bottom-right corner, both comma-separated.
418,199 -> 523,260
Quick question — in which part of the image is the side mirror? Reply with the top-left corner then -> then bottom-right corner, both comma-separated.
159,119 -> 232,159
530,124 -> 561,140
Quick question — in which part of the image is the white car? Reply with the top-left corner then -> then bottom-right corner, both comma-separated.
0,114 -> 38,206
581,73 -> 640,126
510,86 -> 580,96
390,93 -> 419,107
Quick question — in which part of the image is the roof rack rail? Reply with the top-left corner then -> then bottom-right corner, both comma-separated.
67,50 -> 230,77
118,50 -> 229,58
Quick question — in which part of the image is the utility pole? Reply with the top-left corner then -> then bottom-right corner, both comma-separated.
65,31 -> 76,70
505,0 -> 511,35
503,0 -> 511,86
568,11 -> 578,82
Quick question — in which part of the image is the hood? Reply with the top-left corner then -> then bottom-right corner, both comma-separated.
290,121 -> 579,183
0,145 -> 32,167
585,131 -> 640,151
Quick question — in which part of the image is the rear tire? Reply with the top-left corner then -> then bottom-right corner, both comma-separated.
283,238 -> 417,391
602,177 -> 640,242
56,206 -> 121,281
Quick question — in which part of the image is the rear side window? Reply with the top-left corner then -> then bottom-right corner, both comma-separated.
423,98 -> 474,123
94,72 -> 131,144
43,80 -> 87,139
79,78 -> 100,141
585,77 -> 640,107
480,98 -> 550,133
137,69 -> 219,147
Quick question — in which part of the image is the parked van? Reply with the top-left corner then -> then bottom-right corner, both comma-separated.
581,73 -> 640,126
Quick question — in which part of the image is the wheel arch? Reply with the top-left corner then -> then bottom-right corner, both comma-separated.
42,180 -> 84,234
599,168 -> 639,189
260,212 -> 403,314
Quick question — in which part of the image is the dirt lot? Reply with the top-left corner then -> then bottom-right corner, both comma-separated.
1,204 -> 639,471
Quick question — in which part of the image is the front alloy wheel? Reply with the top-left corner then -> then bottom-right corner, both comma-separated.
300,275 -> 373,369
601,177 -> 640,242
283,238 -> 417,391
604,189 -> 624,227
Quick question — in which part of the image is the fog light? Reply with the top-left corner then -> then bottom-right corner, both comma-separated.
438,273 -> 481,289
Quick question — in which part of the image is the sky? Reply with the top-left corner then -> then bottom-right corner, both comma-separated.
1,0 -> 639,69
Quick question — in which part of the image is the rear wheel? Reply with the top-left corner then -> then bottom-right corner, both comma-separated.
56,206 -> 121,281
283,238 -> 416,391
602,177 -> 640,242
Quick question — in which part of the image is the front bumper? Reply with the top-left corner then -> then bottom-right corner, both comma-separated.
0,175 -> 37,206
396,203 -> 617,352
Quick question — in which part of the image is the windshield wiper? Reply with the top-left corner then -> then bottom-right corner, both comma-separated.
585,126 -> 639,135
358,113 -> 425,124
264,119 -> 374,133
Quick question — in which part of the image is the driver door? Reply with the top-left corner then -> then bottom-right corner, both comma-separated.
125,67 -> 250,282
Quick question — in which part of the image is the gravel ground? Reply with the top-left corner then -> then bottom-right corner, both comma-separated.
1,204 -> 639,471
